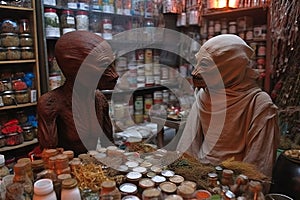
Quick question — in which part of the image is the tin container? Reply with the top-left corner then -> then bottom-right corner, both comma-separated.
22,125 -> 34,141
1,90 -> 16,106
119,183 -> 138,195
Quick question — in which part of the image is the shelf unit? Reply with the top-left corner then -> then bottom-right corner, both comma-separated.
0,1 -> 41,156
201,6 -> 272,92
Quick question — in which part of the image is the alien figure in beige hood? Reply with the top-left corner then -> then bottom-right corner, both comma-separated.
177,34 -> 280,177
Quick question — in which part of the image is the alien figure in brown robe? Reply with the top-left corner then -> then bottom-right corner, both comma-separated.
37,31 -> 119,156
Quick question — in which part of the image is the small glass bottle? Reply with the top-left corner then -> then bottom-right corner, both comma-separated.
33,178 -> 57,200
0,154 -> 10,180
13,162 -> 34,199
61,178 -> 81,200
31,160 -> 45,181
221,169 -> 234,186
100,180 -> 121,200
207,172 -> 219,189
60,10 -> 76,35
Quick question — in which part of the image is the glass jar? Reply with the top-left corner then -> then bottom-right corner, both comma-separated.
55,154 -> 70,175
0,135 -> 6,147
142,188 -> 162,200
76,11 -> 89,31
44,8 -> 60,38
1,90 -> 16,106
21,47 -> 34,59
67,0 -> 78,9
19,19 -> 31,34
1,19 -> 19,33
0,155 -> 10,179
0,47 -> 6,61
12,78 -> 27,91
228,21 -> 237,34
22,125 -> 34,141
221,169 -> 234,186
19,34 -> 33,47
15,90 -> 30,104
5,132 -> 24,146
33,178 -> 57,200
60,10 -> 76,35
61,178 -> 81,200
16,110 -> 28,124
31,160 -> 45,180
0,79 -> 12,93
100,180 -> 121,200
0,33 -> 20,47
101,17 -> 112,40
6,47 -> 21,60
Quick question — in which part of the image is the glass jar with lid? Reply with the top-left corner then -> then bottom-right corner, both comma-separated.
1,90 -> 16,106
6,47 -> 21,60
60,10 -> 76,35
22,125 -> 34,141
0,47 -> 6,61
21,47 -> 34,59
100,180 -> 121,200
19,19 -> 30,34
19,34 -> 33,47
76,11 -> 89,31
5,132 -> 24,146
15,89 -> 30,104
0,33 -> 20,47
1,19 -> 19,33
0,135 -> 6,147
44,8 -> 60,38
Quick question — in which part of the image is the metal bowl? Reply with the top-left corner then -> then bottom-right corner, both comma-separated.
265,193 -> 294,200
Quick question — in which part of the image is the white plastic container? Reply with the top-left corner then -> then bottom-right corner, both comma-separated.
61,178 -> 81,200
33,178 -> 57,200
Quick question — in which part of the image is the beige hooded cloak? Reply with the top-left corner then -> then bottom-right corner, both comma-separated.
177,34 -> 280,177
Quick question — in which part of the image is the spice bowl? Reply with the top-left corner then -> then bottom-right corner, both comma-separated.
194,190 -> 212,200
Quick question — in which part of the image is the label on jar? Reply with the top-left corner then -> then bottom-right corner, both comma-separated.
44,0 -> 56,6
30,89 -> 37,103
63,28 -> 76,35
67,3 -> 77,9
102,33 -> 112,40
103,22 -> 112,30
46,27 -> 60,38
49,73 -> 62,90
66,16 -> 75,25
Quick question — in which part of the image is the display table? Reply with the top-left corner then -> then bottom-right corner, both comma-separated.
150,116 -> 186,148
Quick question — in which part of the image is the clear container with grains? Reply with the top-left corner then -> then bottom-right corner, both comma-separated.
44,8 -> 60,38
0,47 -> 6,61
5,132 -> 24,146
60,10 -> 76,34
15,89 -> 30,104
1,90 -> 16,106
76,11 -> 89,31
19,34 -> 33,47
6,47 -> 21,60
0,33 -> 20,47
21,47 -> 35,59
1,19 -> 19,33
22,124 -> 34,141
0,135 -> 6,148
0,78 -> 12,92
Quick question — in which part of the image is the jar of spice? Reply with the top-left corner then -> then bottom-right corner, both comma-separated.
44,8 -> 60,38
221,169 -> 234,186
100,180 -> 122,200
31,160 -> 45,180
0,79 -> 11,92
101,17 -> 112,40
22,124 -> 34,141
21,47 -> 34,59
142,187 -> 162,200
0,135 -> 6,147
1,19 -> 19,33
15,89 -> 30,104
55,154 -> 70,175
60,10 -> 76,35
19,34 -> 33,47
0,33 -> 19,47
76,11 -> 89,31
6,47 -> 21,60
0,47 -> 6,61
228,21 -> 237,34
5,132 -> 24,146
1,90 -> 16,106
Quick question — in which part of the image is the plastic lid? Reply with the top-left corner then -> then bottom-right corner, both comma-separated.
62,10 -> 74,15
45,8 -> 56,13
0,154 -> 5,165
34,178 -> 54,195
62,178 -> 78,189
76,11 -> 88,15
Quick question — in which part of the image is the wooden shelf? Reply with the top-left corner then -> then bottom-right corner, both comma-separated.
0,102 -> 37,110
0,5 -> 33,11
0,138 -> 38,152
203,6 -> 268,17
0,59 -> 36,64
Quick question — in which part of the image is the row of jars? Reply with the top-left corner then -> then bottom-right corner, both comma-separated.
0,46 -> 34,61
0,18 -> 31,34
0,126 -> 35,147
0,89 -> 36,106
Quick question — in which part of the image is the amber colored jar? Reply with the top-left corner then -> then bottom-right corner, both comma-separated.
42,149 -> 59,169
221,169 -> 234,186
13,162 -> 27,182
17,157 -> 34,182
5,132 -> 24,146
62,150 -> 74,161
19,19 -> 30,34
31,159 -> 45,180
101,180 -> 121,200
55,154 -> 70,175
142,187 -> 162,200
207,172 -> 218,188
